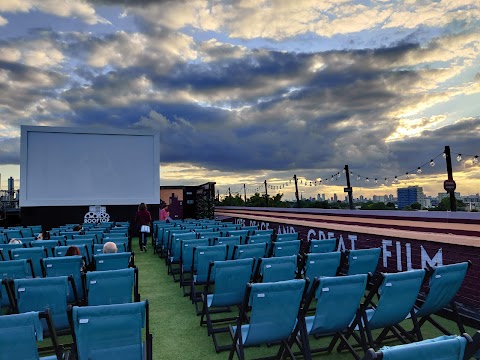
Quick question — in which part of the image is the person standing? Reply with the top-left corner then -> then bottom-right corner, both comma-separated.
135,203 -> 151,252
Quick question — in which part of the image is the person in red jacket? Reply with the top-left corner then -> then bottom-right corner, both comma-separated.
135,202 -> 151,252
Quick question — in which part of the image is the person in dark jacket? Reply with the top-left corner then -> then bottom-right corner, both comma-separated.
135,202 -> 151,252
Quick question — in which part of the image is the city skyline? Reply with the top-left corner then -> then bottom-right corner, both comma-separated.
0,1 -> 479,199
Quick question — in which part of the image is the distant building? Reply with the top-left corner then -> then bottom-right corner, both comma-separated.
397,186 -> 424,209
438,192 -> 460,201
333,193 -> 338,202
462,194 -> 480,211
321,194 -> 326,201
316,194 -> 321,201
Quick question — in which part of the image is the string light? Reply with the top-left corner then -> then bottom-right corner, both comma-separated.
385,178 -> 388,184
430,159 -> 435,167
374,178 -> 378,184
365,177 -> 369,183
457,154 -> 462,162
417,167 -> 422,174
443,152 -> 447,159
405,172 -> 409,178
473,156 -> 479,164
356,175 -> 361,181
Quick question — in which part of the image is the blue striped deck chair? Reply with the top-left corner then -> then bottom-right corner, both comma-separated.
362,333 -> 473,360
10,276 -> 76,335
309,239 -> 337,253
229,279 -> 307,360
227,230 -> 249,244
0,259 -> 35,309
344,248 -> 381,275
41,256 -> 85,303
303,252 -> 341,291
190,244 -> 228,315
344,269 -> 426,352
411,262 -> 470,339
68,301 -> 152,360
93,252 -> 133,271
255,255 -> 298,283
168,232 -> 197,280
85,268 -> 139,306
31,240 -> 61,257
200,258 -> 255,353
272,240 -> 301,257
10,247 -> 47,278
0,310 -> 64,360
213,236 -> 241,259
275,232 -> 299,242
0,243 -> 24,260
179,238 -> 210,294
293,274 -> 368,360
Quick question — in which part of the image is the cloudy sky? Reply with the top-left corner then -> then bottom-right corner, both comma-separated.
0,0 -> 479,201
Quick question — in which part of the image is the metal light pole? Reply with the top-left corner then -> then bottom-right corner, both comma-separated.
344,165 -> 354,210
243,184 -> 247,204
444,146 -> 457,212
264,180 -> 269,206
293,174 -> 300,208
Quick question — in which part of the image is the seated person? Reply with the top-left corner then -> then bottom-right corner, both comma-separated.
37,230 -> 51,240
103,241 -> 118,254
65,245 -> 81,256
9,238 -> 22,244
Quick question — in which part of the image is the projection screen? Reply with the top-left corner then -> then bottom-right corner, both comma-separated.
20,126 -> 160,207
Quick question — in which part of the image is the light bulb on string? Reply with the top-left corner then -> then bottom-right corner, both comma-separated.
417,167 -> 422,174
457,154 -> 462,162
473,156 -> 479,164
394,176 -> 398,183
356,175 -> 361,181
310,182 -> 312,186
443,152 -> 447,159
337,173 -> 340,178
374,178 -> 378,184
365,177 -> 369,183
430,159 -> 435,167
405,172 -> 409,178
385,178 -> 388,184
342,169 -> 346,173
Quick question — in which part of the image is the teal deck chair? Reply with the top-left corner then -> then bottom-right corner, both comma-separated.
93,252 -> 133,271
55,244 -> 90,265
109,238 -> 129,252
31,240 -> 61,257
252,229 -> 273,236
362,333 -> 472,360
196,230 -> 220,239
219,227 -> 240,237
72,234 -> 97,241
0,259 -> 35,308
344,269 -> 426,352
247,234 -> 272,251
412,262 -> 470,339
213,236 -> 241,259
3,229 -> 23,241
232,243 -> 268,263
255,255 -> 298,283
41,256 -> 85,303
272,240 -> 301,257
85,268 -> 139,306
0,242 -> 24,260
276,232 -> 299,242
229,279 -> 307,360
345,248 -> 381,275
20,228 -> 34,238
227,230 -> 249,244
309,239 -> 337,253
190,244 -> 228,315
179,238 -> 210,294
200,258 -> 255,353
68,301 -> 152,360
11,276 -> 76,334
303,252 -> 341,291
293,274 -> 368,360
10,247 -> 47,278
240,225 -> 258,234
168,232 -> 197,280
0,311 -> 64,360
66,240 -> 93,261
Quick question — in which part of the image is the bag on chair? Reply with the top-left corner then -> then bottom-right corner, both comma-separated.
140,225 -> 150,233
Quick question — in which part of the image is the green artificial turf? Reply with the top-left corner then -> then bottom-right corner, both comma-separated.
134,239 -> 475,360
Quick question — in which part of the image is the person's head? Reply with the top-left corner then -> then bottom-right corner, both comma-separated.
9,238 -> 22,244
37,231 -> 50,240
73,225 -> 82,232
138,203 -> 147,211
103,241 -> 118,254
65,246 -> 81,256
